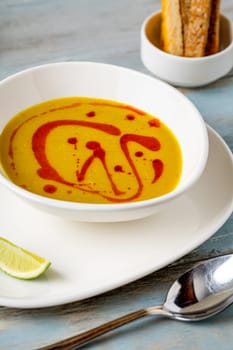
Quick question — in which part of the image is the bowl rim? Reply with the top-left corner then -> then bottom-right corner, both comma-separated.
141,10 -> 233,62
0,61 -> 209,212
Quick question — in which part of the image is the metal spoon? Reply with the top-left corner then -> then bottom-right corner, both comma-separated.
40,254 -> 233,350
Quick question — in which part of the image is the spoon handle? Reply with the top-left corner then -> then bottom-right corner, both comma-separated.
39,306 -> 166,349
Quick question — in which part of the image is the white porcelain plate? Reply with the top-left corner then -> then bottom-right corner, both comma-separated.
0,125 -> 232,309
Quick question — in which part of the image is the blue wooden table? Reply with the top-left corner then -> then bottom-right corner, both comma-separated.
0,1 -> 233,349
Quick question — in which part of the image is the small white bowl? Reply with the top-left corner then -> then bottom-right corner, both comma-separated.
0,62 -> 208,222
141,11 -> 233,87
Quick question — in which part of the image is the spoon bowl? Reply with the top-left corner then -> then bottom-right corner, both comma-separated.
164,254 -> 233,320
40,253 -> 233,349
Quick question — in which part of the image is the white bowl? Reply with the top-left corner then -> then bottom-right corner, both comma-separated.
0,62 -> 208,222
141,11 -> 233,87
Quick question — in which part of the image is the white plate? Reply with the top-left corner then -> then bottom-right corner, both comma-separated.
0,125 -> 232,309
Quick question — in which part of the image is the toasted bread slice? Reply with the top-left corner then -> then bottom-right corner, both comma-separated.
161,0 -> 220,57
160,0 -> 183,56
184,0 -> 212,57
205,0 -> 221,55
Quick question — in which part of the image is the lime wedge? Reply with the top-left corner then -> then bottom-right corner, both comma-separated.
0,237 -> 51,280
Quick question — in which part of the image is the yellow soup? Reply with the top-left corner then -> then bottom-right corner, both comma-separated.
0,97 -> 182,204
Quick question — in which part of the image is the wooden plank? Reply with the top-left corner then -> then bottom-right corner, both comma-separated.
0,0 -> 232,349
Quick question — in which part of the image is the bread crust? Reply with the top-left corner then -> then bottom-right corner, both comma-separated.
205,0 -> 220,55
180,0 -> 192,43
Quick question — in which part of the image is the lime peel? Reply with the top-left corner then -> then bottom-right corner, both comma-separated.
0,237 -> 51,280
